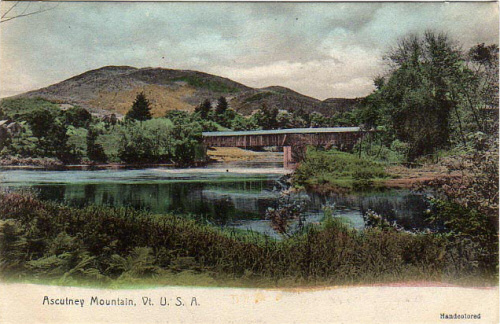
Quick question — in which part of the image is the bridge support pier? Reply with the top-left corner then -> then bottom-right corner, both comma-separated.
283,146 -> 296,169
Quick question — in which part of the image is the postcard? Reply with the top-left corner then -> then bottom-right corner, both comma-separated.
0,1 -> 498,323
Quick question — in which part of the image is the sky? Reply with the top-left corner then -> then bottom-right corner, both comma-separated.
0,2 -> 498,100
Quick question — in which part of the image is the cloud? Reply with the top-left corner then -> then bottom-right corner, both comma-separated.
0,2 -> 498,99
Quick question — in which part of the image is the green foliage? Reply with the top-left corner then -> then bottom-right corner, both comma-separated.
410,137 -> 499,275
0,95 -> 334,166
245,106 -> 333,130
468,43 -> 498,66
381,32 -> 461,160
330,110 -> 359,127
194,99 -> 212,120
460,43 -> 499,136
251,104 -> 279,130
0,106 -> 205,166
422,137 -> 498,220
356,33 -> 498,162
118,118 -> 174,164
293,148 -> 388,189
230,114 -> 257,131
170,122 -> 203,166
0,123 -> 39,158
125,92 -> 152,121
355,134 -> 407,164
94,125 -> 122,162
265,191 -> 307,237
26,108 -> 74,162
172,76 -> 240,93
0,97 -> 60,121
0,98 -> 76,162
66,126 -> 88,160
2,190 -> 494,286
87,126 -> 107,163
425,199 -> 498,275
64,107 -> 92,128
309,112 -> 328,128
164,110 -> 191,124
215,96 -> 228,116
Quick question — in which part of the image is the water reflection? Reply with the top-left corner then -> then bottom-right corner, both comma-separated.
1,167 -> 430,235
32,181 -> 279,225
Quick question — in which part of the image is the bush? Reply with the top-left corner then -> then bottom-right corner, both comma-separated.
294,148 -> 388,190
425,198 -> 498,275
64,107 -> 92,128
117,119 -> 175,163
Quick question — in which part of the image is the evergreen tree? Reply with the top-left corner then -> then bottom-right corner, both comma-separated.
194,99 -> 212,120
126,92 -> 152,121
215,96 -> 228,116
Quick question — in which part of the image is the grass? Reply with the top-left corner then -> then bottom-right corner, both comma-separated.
1,190 -> 496,288
293,148 -> 390,191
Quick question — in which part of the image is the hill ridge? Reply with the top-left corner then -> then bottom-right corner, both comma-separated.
11,65 -> 361,117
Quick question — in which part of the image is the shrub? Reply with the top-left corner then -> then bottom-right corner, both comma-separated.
293,148 -> 388,189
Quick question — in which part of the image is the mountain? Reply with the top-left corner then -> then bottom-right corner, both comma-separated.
11,66 -> 361,117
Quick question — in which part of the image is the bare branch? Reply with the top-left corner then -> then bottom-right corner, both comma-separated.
1,2 -> 58,23
1,1 -> 19,19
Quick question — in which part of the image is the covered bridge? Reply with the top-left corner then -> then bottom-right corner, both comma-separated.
202,127 -> 368,168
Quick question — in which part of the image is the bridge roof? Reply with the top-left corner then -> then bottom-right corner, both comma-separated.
202,127 -> 361,137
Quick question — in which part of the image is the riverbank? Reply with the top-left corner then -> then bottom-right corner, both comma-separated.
1,190 -> 496,288
0,147 -> 279,169
206,147 -> 283,163
0,158 -> 207,170
0,149 -> 452,189
382,163 -> 455,188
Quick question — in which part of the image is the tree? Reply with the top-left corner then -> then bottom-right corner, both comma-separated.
118,119 -> 174,164
170,122 -> 203,166
252,103 -> 279,130
309,112 -> 328,128
64,106 -> 92,128
86,127 -> 107,163
24,108 -> 72,161
276,110 -> 293,129
230,114 -> 255,131
165,110 -> 191,125
102,114 -> 118,128
460,43 -> 499,136
291,108 -> 310,127
215,96 -> 228,116
369,31 -> 464,161
194,99 -> 212,120
126,92 -> 152,121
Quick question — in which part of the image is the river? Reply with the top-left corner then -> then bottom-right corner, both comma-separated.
0,160 -> 430,238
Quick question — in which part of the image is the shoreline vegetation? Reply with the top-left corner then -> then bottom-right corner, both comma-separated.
0,190 -> 497,289
0,147 -> 280,169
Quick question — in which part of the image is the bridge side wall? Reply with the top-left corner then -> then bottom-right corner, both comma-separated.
203,134 -> 288,147
203,132 -> 366,149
